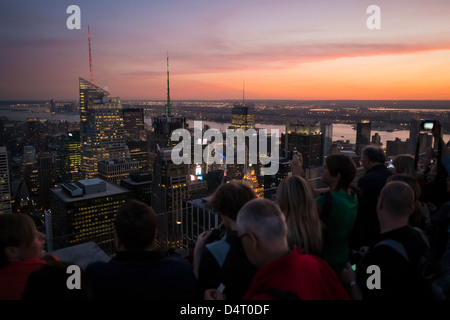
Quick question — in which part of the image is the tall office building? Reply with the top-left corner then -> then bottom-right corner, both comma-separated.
122,108 -> 150,171
152,148 -> 189,215
60,131 -> 82,183
356,120 -> 371,156
123,108 -> 146,141
0,145 -> 12,214
38,153 -> 53,210
282,121 -> 324,168
226,103 -> 256,181
79,78 -> 127,179
49,178 -> 129,255
231,104 -> 255,131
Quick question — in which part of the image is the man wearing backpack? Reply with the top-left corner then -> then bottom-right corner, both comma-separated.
355,181 -> 432,299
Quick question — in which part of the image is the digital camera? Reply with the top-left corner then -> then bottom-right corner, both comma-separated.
420,120 -> 436,131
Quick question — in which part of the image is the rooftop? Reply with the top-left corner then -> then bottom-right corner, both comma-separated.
51,179 -> 129,203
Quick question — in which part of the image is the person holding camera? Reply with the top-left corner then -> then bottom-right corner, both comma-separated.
194,181 -> 258,300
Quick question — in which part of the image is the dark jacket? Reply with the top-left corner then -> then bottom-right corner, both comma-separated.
86,250 -> 198,300
351,164 -> 392,250
197,230 -> 257,300
356,225 -> 430,299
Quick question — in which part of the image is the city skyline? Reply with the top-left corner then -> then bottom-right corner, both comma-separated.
1,1 -> 450,101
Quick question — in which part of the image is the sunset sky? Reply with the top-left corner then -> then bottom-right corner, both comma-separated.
1,0 -> 450,100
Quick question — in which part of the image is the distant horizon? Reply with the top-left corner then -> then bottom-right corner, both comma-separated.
2,98 -> 450,105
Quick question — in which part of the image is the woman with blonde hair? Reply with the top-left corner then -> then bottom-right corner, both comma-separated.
276,175 -> 323,256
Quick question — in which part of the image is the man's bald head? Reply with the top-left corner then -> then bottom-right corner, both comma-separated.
379,181 -> 415,218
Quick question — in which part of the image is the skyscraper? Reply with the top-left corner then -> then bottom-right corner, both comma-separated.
282,121 -> 324,168
356,120 -> 371,156
123,108 -> 146,141
152,148 -> 189,215
122,108 -> 150,171
0,145 -> 12,214
79,78 -> 127,179
226,103 -> 256,181
60,131 -> 82,183
49,178 -> 129,255
231,104 -> 255,131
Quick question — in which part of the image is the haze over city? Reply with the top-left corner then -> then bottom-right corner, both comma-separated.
1,0 -> 450,101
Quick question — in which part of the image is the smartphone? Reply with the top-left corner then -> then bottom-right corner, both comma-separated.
420,120 -> 435,131
351,264 -> 356,271
387,158 -> 394,168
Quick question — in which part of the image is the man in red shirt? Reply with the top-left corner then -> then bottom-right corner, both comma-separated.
205,198 -> 350,300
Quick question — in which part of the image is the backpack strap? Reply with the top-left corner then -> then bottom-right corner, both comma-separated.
412,227 -> 431,248
375,239 -> 409,261
205,236 -> 231,268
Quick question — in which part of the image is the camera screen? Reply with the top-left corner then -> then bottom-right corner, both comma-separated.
423,122 -> 434,130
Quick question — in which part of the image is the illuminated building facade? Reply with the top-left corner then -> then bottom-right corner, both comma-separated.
227,104 -> 256,181
0,145 -> 12,214
79,78 -> 127,179
152,148 -> 190,249
242,166 -> 264,198
49,178 -> 129,255
98,158 -> 140,185
60,131 -> 82,183
231,104 -> 255,131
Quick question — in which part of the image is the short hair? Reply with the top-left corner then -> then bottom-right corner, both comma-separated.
362,145 -> 386,164
208,181 -> 257,221
0,213 -> 36,267
114,200 -> 157,251
237,198 -> 287,243
380,181 -> 415,217
325,154 -> 357,191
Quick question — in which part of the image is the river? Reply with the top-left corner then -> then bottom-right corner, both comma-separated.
1,107 -> 448,146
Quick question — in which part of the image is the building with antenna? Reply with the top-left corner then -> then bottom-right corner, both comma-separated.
151,54 -> 191,217
151,54 -> 187,150
79,78 -> 128,179
79,26 -> 127,179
